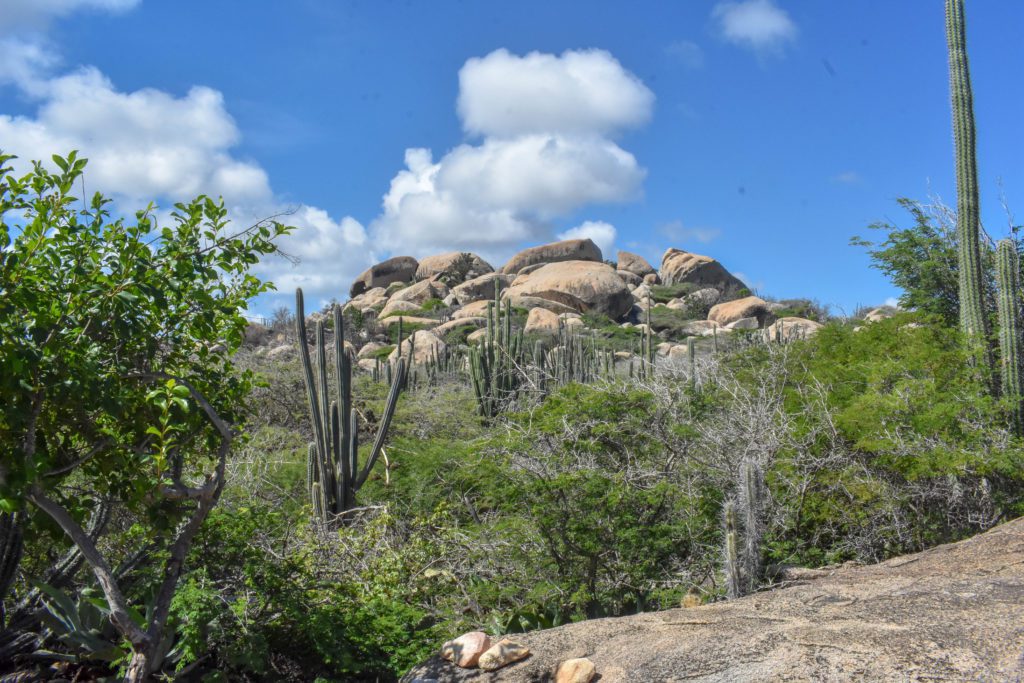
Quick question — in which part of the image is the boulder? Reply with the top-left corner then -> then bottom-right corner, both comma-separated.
616,250 -> 656,277
501,238 -> 603,275
524,307 -> 561,336
478,639 -> 531,671
659,248 -> 746,293
616,270 -> 643,287
357,342 -> 388,360
389,330 -> 446,365
453,300 -> 494,319
681,287 -> 721,312
764,316 -> 823,341
345,287 -> 388,313
556,657 -> 596,683
350,256 -> 418,297
680,320 -> 721,337
415,252 -> 493,284
726,316 -> 760,330
379,299 -> 423,319
451,272 -> 515,305
440,631 -> 492,668
503,261 -> 632,319
708,296 -> 773,327
388,278 -> 450,306
433,318 -> 485,338
403,517 -> 1024,683
467,328 -> 488,344
563,317 -> 585,331
379,316 -> 438,330
503,294 -> 579,316
643,273 -> 660,285
864,306 -> 899,322
356,358 -> 379,373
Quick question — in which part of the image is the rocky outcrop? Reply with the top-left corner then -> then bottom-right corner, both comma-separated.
416,252 -> 493,284
388,278 -> 450,306
708,296 -> 773,327
350,256 -> 418,297
523,307 -> 561,336
616,250 -> 656,277
388,329 -> 446,365
501,239 -> 602,275
379,299 -> 422,319
764,316 -> 823,341
503,261 -> 632,319
659,248 -> 746,294
864,306 -> 899,322
452,273 -> 515,305
404,517 -> 1024,682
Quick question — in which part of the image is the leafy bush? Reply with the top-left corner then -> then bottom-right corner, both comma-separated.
649,282 -> 698,303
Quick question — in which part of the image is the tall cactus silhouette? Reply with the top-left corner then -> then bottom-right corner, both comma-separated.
295,288 -> 407,520
945,0 -> 990,356
996,239 -> 1024,434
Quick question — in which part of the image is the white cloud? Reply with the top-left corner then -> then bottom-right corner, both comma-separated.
712,0 -> 797,54
457,48 -> 654,138
659,219 -> 721,245
0,34 -> 369,304
0,0 -> 139,32
558,220 -> 616,257
371,49 -> 651,261
665,40 -> 705,69
884,297 -> 900,308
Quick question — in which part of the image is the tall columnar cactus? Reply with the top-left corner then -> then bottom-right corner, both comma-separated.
996,239 -> 1024,434
946,0 -> 990,353
722,501 -> 742,600
469,281 -> 527,418
296,289 -> 407,520
738,458 -> 764,595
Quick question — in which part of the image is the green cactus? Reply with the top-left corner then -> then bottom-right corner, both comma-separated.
996,239 -> 1024,434
738,458 -> 764,594
946,0 -> 991,357
722,501 -> 741,600
296,288 -> 407,520
469,281 -> 526,418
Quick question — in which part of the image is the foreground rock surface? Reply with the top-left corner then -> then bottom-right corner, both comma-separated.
403,517 -> 1024,682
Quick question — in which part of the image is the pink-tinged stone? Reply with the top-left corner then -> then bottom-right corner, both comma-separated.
440,631 -> 491,668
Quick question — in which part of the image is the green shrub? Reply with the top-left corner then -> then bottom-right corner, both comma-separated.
649,282 -> 698,303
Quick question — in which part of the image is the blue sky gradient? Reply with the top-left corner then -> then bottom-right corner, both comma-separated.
1,1 -> 1022,314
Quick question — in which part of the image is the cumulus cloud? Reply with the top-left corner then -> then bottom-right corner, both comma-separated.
457,48 -> 654,138
0,13 -> 370,305
558,220 -> 616,257
372,48 -> 650,261
712,0 -> 797,54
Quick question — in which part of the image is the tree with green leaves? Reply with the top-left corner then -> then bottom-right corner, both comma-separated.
0,151 -> 291,681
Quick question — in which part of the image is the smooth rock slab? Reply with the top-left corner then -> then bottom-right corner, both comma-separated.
403,518 -> 1024,682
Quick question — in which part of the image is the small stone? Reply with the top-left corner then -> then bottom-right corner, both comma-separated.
440,631 -> 491,668
682,587 -> 702,608
478,638 -> 530,670
556,657 -> 597,683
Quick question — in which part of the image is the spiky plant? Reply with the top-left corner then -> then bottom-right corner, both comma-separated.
722,501 -> 742,600
0,512 -> 23,628
996,239 -> 1024,434
296,289 -> 407,520
946,0 -> 991,358
469,281 -> 526,418
738,458 -> 764,594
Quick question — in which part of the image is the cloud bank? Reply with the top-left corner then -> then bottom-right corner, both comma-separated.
712,0 -> 797,54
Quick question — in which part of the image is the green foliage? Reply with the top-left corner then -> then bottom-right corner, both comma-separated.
851,198 -> 975,327
649,282 -> 698,303
647,304 -> 695,336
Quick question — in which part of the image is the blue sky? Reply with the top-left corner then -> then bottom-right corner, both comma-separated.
1,0 -> 1022,315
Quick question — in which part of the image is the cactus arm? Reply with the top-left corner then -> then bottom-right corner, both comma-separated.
356,357 -> 407,487
295,289 -> 330,503
996,239 -> 1024,433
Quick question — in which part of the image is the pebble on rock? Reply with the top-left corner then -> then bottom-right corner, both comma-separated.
478,638 -> 531,670
555,657 -> 596,683
440,631 -> 491,668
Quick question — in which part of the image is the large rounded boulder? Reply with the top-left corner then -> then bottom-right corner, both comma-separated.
708,295 -> 774,327
451,272 -> 514,305
616,250 -> 656,277
415,252 -> 493,284
502,260 -> 632,319
660,248 -> 746,294
500,238 -> 602,275
350,256 -> 418,298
